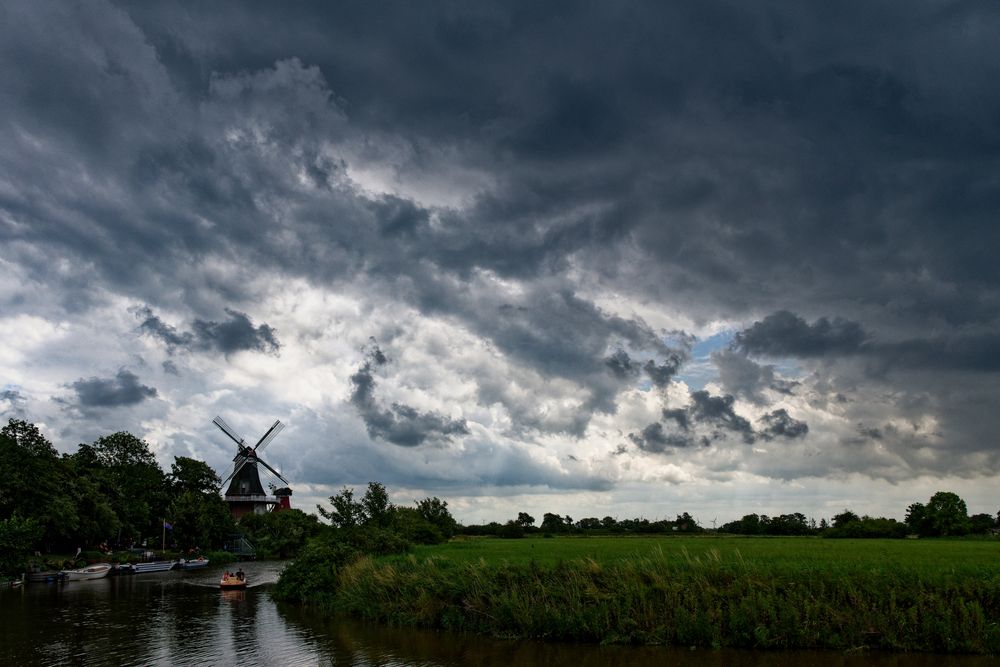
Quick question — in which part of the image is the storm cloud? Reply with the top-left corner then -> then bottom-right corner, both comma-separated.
2,1 -> 1000,520
349,343 -> 469,447
136,306 -> 280,356
69,370 -> 157,408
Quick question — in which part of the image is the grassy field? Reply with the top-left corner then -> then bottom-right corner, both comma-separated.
390,535 -> 1000,577
313,535 -> 1000,653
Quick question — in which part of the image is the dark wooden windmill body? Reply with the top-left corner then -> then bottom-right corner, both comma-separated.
214,416 -> 292,520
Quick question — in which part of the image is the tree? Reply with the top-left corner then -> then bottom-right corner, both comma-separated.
0,515 -> 43,576
541,512 -> 567,533
0,420 -> 79,551
77,432 -> 169,545
906,493 -> 971,537
968,513 -> 995,535
515,512 -> 535,528
925,491 -> 971,536
361,482 -> 394,528
832,510 -> 860,529
238,509 -> 320,557
169,456 -> 221,495
415,497 -> 457,538
317,487 -> 364,528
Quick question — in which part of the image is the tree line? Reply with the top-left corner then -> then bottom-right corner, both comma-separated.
457,491 -> 996,540
0,419 -> 241,573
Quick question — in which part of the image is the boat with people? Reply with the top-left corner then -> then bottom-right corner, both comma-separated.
62,563 -> 113,581
219,569 -> 247,590
132,561 -> 176,574
178,557 -> 210,570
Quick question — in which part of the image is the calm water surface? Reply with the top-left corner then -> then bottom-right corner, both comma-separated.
1,561 -> 993,666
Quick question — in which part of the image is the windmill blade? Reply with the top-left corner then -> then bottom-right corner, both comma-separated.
253,420 -> 285,454
256,456 -> 289,485
221,453 -> 251,486
213,416 -> 246,446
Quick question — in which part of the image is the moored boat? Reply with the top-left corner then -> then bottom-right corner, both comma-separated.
219,571 -> 247,590
62,563 -> 113,581
132,561 -> 176,573
178,557 -> 210,570
25,570 -> 65,583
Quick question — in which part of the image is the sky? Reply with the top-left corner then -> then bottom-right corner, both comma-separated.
2,1 -> 999,525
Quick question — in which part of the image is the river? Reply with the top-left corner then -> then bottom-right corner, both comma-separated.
1,560 -> 993,666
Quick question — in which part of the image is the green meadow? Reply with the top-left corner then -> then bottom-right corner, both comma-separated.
325,536 -> 1000,654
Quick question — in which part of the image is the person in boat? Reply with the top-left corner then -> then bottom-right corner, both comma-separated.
236,568 -> 244,581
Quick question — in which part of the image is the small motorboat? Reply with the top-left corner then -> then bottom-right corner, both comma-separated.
25,570 -> 65,583
219,571 -> 247,590
62,563 -> 113,581
132,561 -> 176,574
178,557 -> 210,570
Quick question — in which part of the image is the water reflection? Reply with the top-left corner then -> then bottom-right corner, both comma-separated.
1,563 -> 994,667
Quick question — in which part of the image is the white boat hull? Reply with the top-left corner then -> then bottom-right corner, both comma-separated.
63,563 -> 112,580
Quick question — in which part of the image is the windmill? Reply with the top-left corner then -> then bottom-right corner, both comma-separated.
213,416 -> 292,519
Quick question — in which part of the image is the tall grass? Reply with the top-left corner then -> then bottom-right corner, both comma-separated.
318,538 -> 1000,654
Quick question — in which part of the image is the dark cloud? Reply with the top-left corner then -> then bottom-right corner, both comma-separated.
689,391 -> 756,444
162,360 -> 180,376
629,422 -> 698,453
2,1 -> 1000,487
136,306 -> 280,356
735,311 -> 1000,375
758,409 -> 809,441
662,407 -> 690,431
136,306 -> 194,351
1,389 -> 27,417
193,309 -> 280,356
69,369 -> 157,408
735,311 -> 867,358
350,342 -> 469,447
605,349 -> 639,379
633,389 -> 811,453
643,354 -> 683,388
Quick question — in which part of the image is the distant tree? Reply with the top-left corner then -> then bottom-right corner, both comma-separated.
905,502 -> 929,535
832,510 -> 860,529
601,516 -> 618,531
415,497 -> 457,538
576,517 -> 601,531
674,512 -> 702,533
925,491 -> 971,536
515,512 -> 535,528
541,512 -> 571,533
394,507 -> 444,544
498,520 -> 525,539
721,513 -> 764,535
968,513 -> 996,535
361,482 -> 395,528
906,492 -> 971,537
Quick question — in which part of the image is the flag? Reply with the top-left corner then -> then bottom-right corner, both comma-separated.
163,521 -> 173,531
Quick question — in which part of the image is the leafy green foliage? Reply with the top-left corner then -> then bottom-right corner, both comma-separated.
0,515 -> 43,576
907,491 -> 972,536
238,509 -> 320,558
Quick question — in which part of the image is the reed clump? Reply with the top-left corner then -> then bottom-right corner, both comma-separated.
325,545 -> 1000,654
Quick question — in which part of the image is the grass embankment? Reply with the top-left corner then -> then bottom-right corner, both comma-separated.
312,536 -> 1000,654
